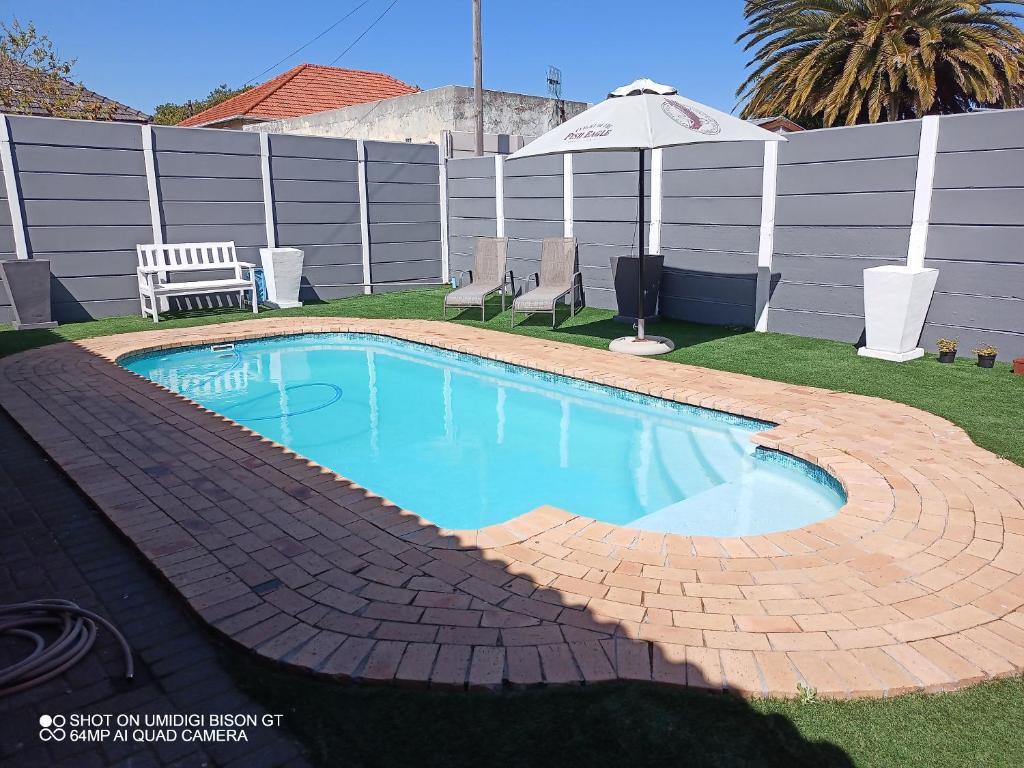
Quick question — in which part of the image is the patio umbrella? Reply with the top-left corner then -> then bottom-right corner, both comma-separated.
508,79 -> 785,355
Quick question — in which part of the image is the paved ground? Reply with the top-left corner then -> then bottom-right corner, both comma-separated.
0,317 -> 1022,699
0,410 -> 311,768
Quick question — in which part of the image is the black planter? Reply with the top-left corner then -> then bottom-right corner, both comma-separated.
611,254 -> 664,324
938,350 -> 956,364
977,354 -> 996,369
0,259 -> 57,330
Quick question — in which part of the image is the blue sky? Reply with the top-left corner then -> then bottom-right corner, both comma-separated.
4,1 -> 754,115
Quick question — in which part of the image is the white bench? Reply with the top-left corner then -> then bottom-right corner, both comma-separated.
137,241 -> 258,322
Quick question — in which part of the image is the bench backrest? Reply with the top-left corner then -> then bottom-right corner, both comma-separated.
137,242 -> 238,270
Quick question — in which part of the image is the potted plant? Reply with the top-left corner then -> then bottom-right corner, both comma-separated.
936,338 -> 957,363
974,344 -> 998,369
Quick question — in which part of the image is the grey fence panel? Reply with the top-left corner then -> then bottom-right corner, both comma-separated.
0,118 -> 443,322
159,177 -> 263,202
48,250 -> 138,278
274,202 -> 361,225
447,157 -> 496,273
300,245 -> 363,268
19,172 -> 150,201
922,109 -> 1024,359
368,203 -> 439,225
271,156 -> 359,182
162,201 -> 266,226
153,125 -> 267,293
502,155 -> 563,299
8,116 -> 150,321
365,141 -> 441,288
8,116 -> 142,149
571,151 -> 643,310
660,142 -> 763,326
276,223 -> 362,246
766,120 -> 921,341
269,133 -> 358,161
663,143 -> 762,170
937,108 -> 1024,152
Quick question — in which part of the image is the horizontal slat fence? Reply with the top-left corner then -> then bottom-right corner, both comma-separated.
446,108 -> 1024,358
0,115 -> 444,323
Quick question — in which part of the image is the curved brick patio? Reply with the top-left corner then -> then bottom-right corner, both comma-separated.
1,318 -> 1023,699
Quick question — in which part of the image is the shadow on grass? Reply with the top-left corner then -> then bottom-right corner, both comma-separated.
224,649 -> 853,768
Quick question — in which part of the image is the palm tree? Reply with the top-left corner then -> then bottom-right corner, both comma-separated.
737,0 -> 1024,126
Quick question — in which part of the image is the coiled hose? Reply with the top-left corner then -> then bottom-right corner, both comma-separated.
0,599 -> 134,697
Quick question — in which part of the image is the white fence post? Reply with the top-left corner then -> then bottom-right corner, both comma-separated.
259,132 -> 277,249
908,115 -> 941,269
140,124 -> 163,245
563,153 -> 574,238
494,154 -> 505,238
0,115 -> 28,259
648,148 -> 663,255
754,140 -> 779,332
438,132 -> 450,283
356,139 -> 372,294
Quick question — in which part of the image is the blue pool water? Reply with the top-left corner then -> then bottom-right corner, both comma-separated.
123,333 -> 845,536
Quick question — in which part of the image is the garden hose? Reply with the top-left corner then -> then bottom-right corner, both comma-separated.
0,599 -> 134,697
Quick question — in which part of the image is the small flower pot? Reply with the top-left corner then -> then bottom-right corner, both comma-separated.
937,350 -> 956,364
1013,358 -> 1024,376
977,353 -> 997,369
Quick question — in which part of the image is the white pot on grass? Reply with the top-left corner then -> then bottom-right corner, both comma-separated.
858,265 -> 939,362
259,247 -> 304,309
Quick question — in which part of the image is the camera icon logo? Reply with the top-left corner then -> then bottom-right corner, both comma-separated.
38,714 -> 66,742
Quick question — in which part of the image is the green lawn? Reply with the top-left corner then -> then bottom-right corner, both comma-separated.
3,287 -> 1023,768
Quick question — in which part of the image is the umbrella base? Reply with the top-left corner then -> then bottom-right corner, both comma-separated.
609,335 -> 675,356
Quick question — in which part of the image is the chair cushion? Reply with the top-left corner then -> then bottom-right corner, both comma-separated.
445,281 -> 502,306
513,286 -> 568,311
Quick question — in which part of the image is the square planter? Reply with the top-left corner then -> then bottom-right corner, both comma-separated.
0,259 -> 57,330
259,247 -> 304,309
858,265 -> 938,362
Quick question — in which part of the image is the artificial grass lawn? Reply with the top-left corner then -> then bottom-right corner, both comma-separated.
3,287 -> 1022,768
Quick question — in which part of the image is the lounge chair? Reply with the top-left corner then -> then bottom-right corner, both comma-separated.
511,238 -> 581,328
443,237 -> 513,320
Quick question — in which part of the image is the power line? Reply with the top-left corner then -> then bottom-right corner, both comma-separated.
328,0 -> 400,66
242,0 -> 374,86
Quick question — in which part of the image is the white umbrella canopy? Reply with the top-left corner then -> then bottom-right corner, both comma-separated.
510,79 -> 784,158
508,79 -> 785,355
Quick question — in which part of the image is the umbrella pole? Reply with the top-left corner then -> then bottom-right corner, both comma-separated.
637,148 -> 645,341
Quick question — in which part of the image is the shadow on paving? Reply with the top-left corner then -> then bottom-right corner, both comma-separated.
0,329 -> 855,768
0,409 -> 311,768
230,654 -> 855,768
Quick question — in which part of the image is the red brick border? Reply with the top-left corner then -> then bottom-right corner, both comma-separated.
1,318 -> 1022,698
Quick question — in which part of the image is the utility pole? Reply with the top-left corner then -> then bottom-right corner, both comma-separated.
473,0 -> 483,156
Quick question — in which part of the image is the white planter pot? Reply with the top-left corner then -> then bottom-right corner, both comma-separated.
858,265 -> 939,362
259,247 -> 304,309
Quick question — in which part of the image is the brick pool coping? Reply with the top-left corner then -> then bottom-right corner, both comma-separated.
1,318 -> 1023,698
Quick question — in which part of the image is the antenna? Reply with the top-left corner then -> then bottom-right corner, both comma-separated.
546,65 -> 562,100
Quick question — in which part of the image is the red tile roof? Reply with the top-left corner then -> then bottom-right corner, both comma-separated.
177,64 -> 417,127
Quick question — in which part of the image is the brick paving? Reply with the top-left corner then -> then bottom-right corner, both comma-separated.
0,410 -> 310,767
0,317 -> 1022,699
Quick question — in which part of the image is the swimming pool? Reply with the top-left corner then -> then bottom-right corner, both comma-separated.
123,333 -> 845,537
